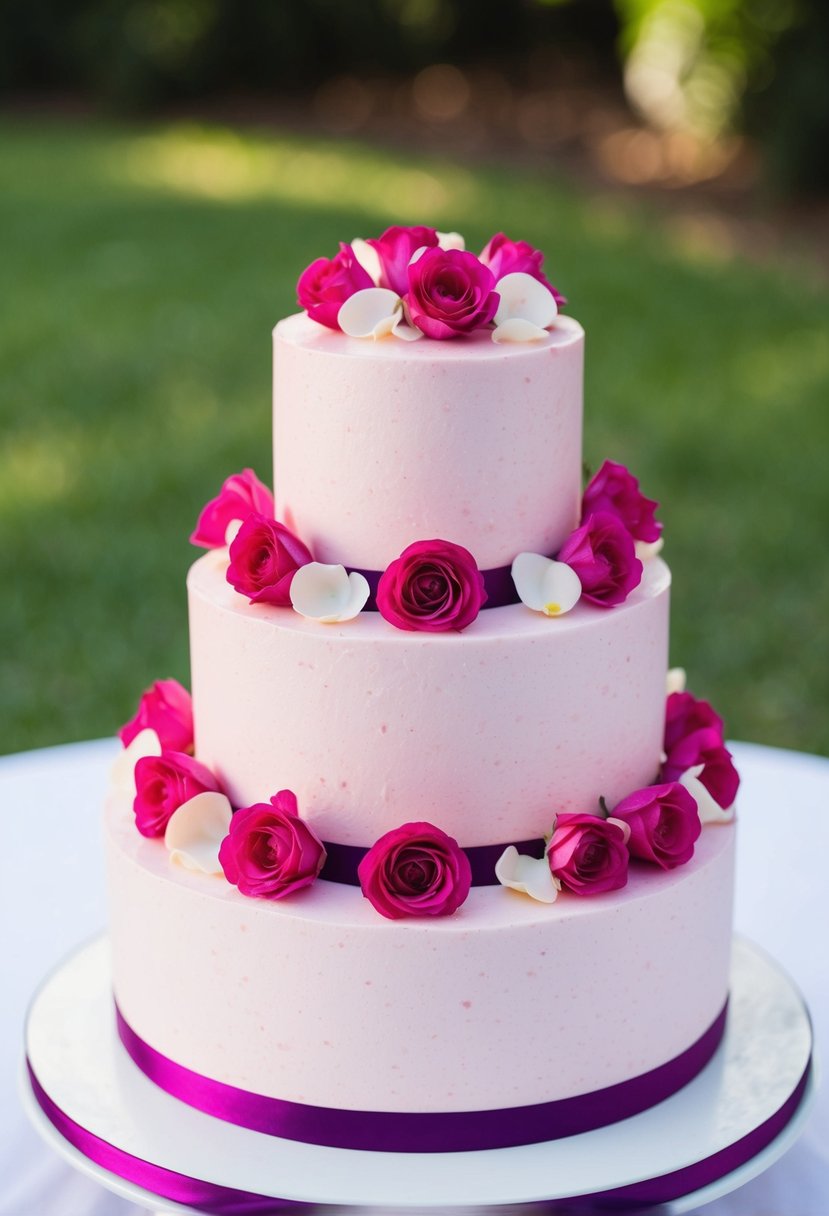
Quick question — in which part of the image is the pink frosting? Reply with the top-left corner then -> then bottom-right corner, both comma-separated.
272,314 -> 584,570
106,794 -> 735,1113
188,551 -> 670,848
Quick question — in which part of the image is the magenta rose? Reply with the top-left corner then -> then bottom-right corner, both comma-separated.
662,726 -> 740,810
557,511 -> 643,607
119,679 -> 193,753
479,232 -> 566,307
133,751 -> 221,838
405,248 -> 499,339
367,225 -> 439,296
297,243 -> 373,330
548,812 -> 630,895
218,790 -> 326,899
582,460 -> 661,544
190,468 -> 274,549
664,690 -> 724,754
358,821 -> 472,919
226,512 -> 312,605
612,782 -> 701,870
377,538 -> 487,632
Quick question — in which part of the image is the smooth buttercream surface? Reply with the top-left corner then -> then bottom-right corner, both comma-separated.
273,314 -> 584,569
188,550 -> 671,847
106,795 -> 734,1114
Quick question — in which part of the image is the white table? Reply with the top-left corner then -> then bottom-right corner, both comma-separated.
1,739 -> 827,1215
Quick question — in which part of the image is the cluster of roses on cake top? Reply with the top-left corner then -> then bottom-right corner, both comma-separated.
296,224 -> 566,344
112,668 -> 738,921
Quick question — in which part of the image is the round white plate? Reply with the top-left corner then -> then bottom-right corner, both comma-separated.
22,935 -> 814,1212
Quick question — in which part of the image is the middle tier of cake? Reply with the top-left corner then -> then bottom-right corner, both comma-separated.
188,550 -> 671,849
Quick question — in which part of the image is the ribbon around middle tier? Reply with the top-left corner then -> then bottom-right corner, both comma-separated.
348,562 -> 519,611
320,837 -> 547,886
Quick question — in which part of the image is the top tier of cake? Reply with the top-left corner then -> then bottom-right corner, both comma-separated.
273,312 -> 584,570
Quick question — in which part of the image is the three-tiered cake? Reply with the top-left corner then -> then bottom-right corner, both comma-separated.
106,226 -> 738,1153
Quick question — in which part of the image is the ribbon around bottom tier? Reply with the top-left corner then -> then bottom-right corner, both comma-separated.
27,1060 -> 300,1214
115,1000 -> 729,1154
26,1046 -> 812,1212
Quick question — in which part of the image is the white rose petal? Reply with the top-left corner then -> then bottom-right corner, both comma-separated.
511,552 -> 582,616
666,667 -> 687,695
495,845 -> 560,904
110,728 -> 161,797
493,271 -> 558,331
224,519 -> 242,546
370,313 -> 399,339
437,230 -> 465,250
338,288 -> 402,340
679,765 -> 736,825
391,313 -> 424,342
165,792 -> 233,874
492,318 -> 550,344
635,537 -> 665,561
290,562 -> 370,623
350,238 -> 383,285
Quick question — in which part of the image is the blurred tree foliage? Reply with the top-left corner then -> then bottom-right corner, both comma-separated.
740,0 -> 829,194
0,0 -> 617,106
1,0 -> 827,193
616,0 -> 829,193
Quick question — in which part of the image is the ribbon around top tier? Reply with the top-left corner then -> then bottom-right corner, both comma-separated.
348,562 -> 519,612
114,1000 -> 729,1154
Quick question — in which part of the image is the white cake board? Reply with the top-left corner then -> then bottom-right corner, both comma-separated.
22,935 -> 814,1213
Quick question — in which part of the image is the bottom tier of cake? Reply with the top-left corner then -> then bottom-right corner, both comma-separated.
105,796 -> 735,1150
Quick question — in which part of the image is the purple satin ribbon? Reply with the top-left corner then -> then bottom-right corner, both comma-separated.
537,1060 -> 813,1209
321,836 -> 546,886
26,1060 -> 304,1213
349,563 -> 519,612
116,1001 -> 729,1153
26,1050 -> 812,1213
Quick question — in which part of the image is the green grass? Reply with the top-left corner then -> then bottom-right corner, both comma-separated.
2,117 -> 828,757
